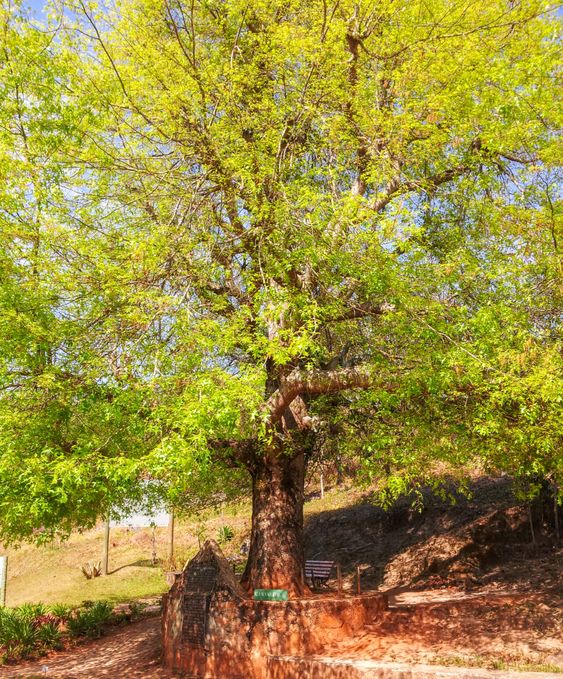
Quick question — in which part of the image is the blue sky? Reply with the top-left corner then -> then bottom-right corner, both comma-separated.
26,0 -> 47,13
23,0 -> 563,17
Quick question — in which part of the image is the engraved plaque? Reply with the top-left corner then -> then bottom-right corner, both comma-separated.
182,593 -> 209,646
185,564 -> 217,593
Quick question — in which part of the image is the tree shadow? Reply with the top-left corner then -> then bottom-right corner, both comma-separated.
108,559 -> 159,575
303,475 -> 548,592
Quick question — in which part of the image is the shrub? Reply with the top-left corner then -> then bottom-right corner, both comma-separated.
217,525 -> 234,545
49,603 -> 72,622
0,599 -> 120,663
127,601 -> 146,620
36,621 -> 62,650
0,606 -> 41,661
16,603 -> 46,619
66,601 -> 114,638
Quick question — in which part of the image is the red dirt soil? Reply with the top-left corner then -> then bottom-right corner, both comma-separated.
3,583 -> 561,678
325,587 -> 563,670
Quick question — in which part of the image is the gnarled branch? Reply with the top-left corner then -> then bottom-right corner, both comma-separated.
370,164 -> 470,213
265,364 -> 376,426
327,301 -> 395,324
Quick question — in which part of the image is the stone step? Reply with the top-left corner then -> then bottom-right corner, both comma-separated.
267,655 -> 563,679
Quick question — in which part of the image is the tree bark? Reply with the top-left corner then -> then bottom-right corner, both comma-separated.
241,447 -> 307,597
237,362 -> 391,595
265,364 -> 375,426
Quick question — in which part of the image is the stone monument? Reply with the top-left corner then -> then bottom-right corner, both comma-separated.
162,539 -> 386,679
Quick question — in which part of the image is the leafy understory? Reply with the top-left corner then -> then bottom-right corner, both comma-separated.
0,600 -> 125,664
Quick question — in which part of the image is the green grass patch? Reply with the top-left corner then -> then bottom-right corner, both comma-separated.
1,484 -> 355,608
2,499 -> 253,607
432,654 -> 563,673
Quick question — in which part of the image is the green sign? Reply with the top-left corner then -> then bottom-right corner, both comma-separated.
253,588 -> 288,602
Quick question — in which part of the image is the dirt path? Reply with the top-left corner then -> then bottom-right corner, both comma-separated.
0,616 -> 176,679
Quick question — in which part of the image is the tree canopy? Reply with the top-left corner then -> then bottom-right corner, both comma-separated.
0,0 -> 560,590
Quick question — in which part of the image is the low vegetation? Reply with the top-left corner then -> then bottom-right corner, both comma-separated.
0,600 -> 119,664
432,655 -> 563,674
80,560 -> 102,580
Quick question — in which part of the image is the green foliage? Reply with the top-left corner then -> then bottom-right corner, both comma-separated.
195,523 -> 207,548
0,0 -> 560,546
66,601 -> 114,638
36,621 -> 62,650
216,525 -> 235,545
0,598 -> 117,662
49,604 -> 73,621
0,603 -> 62,662
0,606 -> 40,661
15,603 -> 46,619
126,601 -> 147,621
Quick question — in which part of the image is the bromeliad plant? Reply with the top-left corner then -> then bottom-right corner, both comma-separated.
80,561 -> 102,580
0,604 -> 60,663
217,525 -> 235,545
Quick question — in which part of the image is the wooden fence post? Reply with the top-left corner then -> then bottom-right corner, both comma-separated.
168,508 -> 175,566
356,565 -> 361,595
102,515 -> 110,576
0,556 -> 7,606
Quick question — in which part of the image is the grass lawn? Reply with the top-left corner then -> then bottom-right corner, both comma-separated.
5,527 -> 171,608
2,499 -> 252,607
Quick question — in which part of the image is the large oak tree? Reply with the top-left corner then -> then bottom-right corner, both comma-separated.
0,0 -> 560,594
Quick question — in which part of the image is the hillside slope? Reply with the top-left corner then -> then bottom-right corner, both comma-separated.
1,475 -> 561,674
2,476 -> 560,610
304,476 -> 562,671
305,476 -> 562,596
1,502 -> 252,607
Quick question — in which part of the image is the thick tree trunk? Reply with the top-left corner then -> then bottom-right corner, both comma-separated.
241,448 -> 307,597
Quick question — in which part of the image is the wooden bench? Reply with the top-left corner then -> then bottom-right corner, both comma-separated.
305,560 -> 335,588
